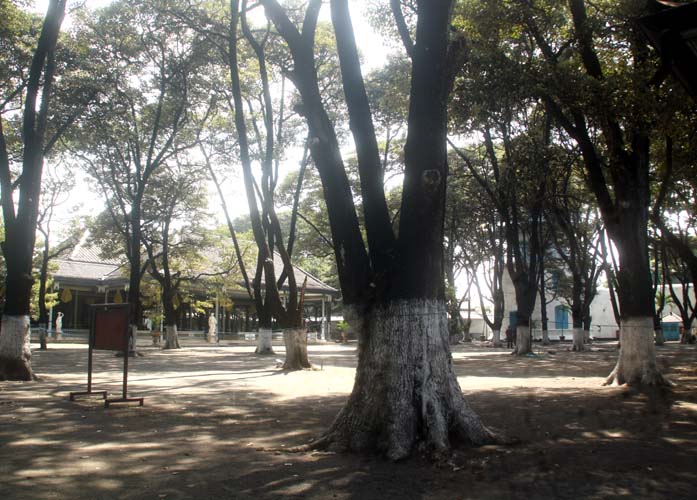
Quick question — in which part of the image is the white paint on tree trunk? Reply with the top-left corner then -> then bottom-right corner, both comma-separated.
283,328 -> 312,369
0,315 -> 33,380
654,328 -> 665,346
572,327 -> 585,351
605,316 -> 668,386
541,329 -> 550,345
513,324 -> 532,355
315,300 -> 493,459
164,324 -> 180,349
255,328 -> 274,354
491,329 -> 502,347
583,330 -> 591,344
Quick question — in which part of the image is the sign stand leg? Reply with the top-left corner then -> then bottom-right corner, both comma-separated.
105,345 -> 144,408
69,345 -> 108,401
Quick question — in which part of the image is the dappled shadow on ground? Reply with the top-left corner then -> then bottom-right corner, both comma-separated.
0,342 -> 695,499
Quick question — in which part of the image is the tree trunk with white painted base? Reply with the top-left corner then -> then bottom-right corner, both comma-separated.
541,328 -> 550,346
283,328 -> 312,370
491,329 -> 502,347
255,328 -> 274,355
512,324 -> 532,356
654,327 -> 665,346
604,317 -> 669,386
0,316 -> 33,380
314,301 -> 494,460
572,327 -> 585,352
164,324 -> 180,350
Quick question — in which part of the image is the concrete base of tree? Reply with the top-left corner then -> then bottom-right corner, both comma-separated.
0,315 -> 34,381
312,300 -> 495,460
604,317 -> 670,387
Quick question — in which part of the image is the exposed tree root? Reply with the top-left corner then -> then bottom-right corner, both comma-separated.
0,357 -> 34,381
309,300 -> 498,461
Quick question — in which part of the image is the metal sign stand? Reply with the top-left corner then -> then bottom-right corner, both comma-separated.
69,303 -> 144,408
69,340 -> 108,401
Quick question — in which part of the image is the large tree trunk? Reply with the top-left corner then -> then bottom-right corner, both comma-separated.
282,328 -> 312,370
491,329 -> 502,347
255,327 -> 274,355
314,301 -> 494,460
605,317 -> 669,386
0,255 -> 36,380
0,316 -> 33,381
512,322 -> 532,356
163,324 -> 180,350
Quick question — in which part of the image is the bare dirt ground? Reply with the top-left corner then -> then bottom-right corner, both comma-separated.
1,338 -> 696,500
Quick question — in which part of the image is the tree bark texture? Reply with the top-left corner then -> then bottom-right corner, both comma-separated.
491,329 -> 502,347
0,316 -> 34,380
572,327 -> 585,352
282,328 -> 312,370
654,327 -> 665,346
255,328 -> 274,355
512,324 -> 532,356
604,317 -> 669,386
164,324 -> 180,350
314,301 -> 494,460
0,0 -> 66,379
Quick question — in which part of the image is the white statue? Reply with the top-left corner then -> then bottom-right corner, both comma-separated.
55,312 -> 64,340
208,313 -> 217,343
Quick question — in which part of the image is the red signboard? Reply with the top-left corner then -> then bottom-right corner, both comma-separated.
91,304 -> 130,351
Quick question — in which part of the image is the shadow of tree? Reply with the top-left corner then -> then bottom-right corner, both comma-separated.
0,342 -> 694,499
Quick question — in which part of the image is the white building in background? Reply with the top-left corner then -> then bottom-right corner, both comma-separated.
495,270 -> 619,341
491,269 -> 695,342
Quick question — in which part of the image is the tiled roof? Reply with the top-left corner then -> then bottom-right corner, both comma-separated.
270,252 -> 337,295
53,239 -> 338,296
53,259 -> 126,284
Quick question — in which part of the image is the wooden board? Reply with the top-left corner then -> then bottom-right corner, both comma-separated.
91,304 -> 130,351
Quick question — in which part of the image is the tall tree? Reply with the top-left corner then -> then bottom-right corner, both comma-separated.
34,162 -> 80,349
0,0 -> 67,380
74,0 -> 209,342
547,155 -> 604,351
260,0 -> 493,458
524,0 -> 670,384
142,159 -> 212,349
